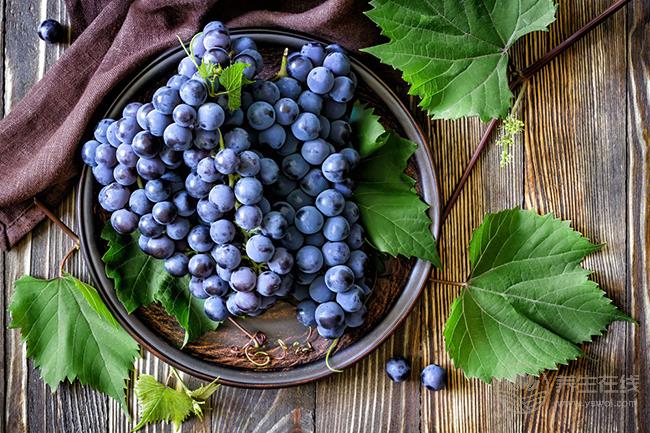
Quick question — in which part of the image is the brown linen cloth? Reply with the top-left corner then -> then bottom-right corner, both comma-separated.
0,0 -> 380,250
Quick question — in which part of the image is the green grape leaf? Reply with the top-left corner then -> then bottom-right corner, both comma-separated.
101,224 -> 218,345
8,274 -> 139,413
444,208 -> 632,383
218,62 -> 255,111
362,0 -> 557,120
133,375 -> 195,432
354,132 -> 441,267
349,102 -> 386,157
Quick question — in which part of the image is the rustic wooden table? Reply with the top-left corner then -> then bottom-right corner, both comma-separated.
1,1 -> 648,432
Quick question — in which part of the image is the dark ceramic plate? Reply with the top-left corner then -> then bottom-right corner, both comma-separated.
77,28 -> 440,388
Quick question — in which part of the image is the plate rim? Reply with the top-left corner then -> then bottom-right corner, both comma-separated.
77,27 -> 441,388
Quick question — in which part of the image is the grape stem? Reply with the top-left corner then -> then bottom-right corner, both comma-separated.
429,279 -> 467,288
325,338 -> 343,373
274,48 -> 290,80
227,317 -> 265,348
440,0 -> 629,227
33,197 -> 80,245
58,243 -> 80,278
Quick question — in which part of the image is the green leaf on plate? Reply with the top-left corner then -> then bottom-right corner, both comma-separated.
362,0 -> 557,120
444,208 -> 632,383
350,101 -> 386,157
101,224 -> 218,345
218,62 -> 255,111
354,132 -> 440,267
8,274 -> 139,413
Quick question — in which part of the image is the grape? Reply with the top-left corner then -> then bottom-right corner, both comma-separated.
147,235 -> 176,259
123,102 -> 142,118
258,197 -> 271,214
203,28 -> 230,50
261,211 -> 288,240
287,54 -> 313,82
297,90 -> 323,115
307,66 -> 335,94
245,234 -> 275,263
208,184 -> 235,212
319,115 -> 331,139
217,265 -> 233,282
340,147 -> 360,169
116,143 -> 138,167
212,244 -> 242,270
178,56 -> 198,77
95,143 -> 117,167
247,101 -> 275,130
292,284 -> 310,301
421,365 -> 447,391
152,86 -> 181,115
204,296 -> 228,321
233,55 -> 257,79
324,265 -> 354,292
251,80 -> 280,104
274,174 -> 297,196
234,151 -> 260,177
334,179 -> 354,198
295,245 -> 324,273
203,275 -> 229,296
347,250 -> 368,279
210,219 -> 236,245
287,188 -> 313,209
98,183 -> 129,211
315,301 -> 345,329
323,216 -> 350,241
258,124 -> 286,150
282,153 -> 310,180
110,209 -> 138,234
145,110 -> 172,136
196,199 -> 222,223
256,271 -> 282,296
106,121 -> 121,147
131,131 -> 159,158
167,74 -> 190,90
187,225 -> 213,252
272,201 -> 295,222
321,153 -> 349,182
329,120 -> 351,146
301,138 -> 331,165
273,98 -> 299,126
130,189 -> 153,215
329,76 -> 355,103
163,123 -> 192,151
94,119 -> 113,143
136,157 -> 165,180
224,128 -> 250,153
159,147 -> 182,168
138,214 -> 163,237
138,235 -> 152,254
322,241 -> 350,266
230,267 -> 257,292
232,36 -> 256,53
296,300 -> 318,327
336,285 -> 364,312
385,357 -> 411,383
309,276 -> 335,303
275,77 -> 302,99
144,180 -> 170,202
204,20 -> 228,33
189,277 -> 209,299
323,52 -> 350,76
345,305 -> 367,328
197,102 -> 225,131
136,103 -> 154,129
38,19 -> 64,43
197,157 -> 221,183
233,291 -> 261,313
214,148 -> 239,175
300,169 -> 329,197
315,189 -> 345,216
172,190 -> 196,216
112,164 -> 136,186
181,149 -> 206,170
294,206 -> 324,234
317,324 -> 346,339
165,253 -> 189,277
323,99 -> 347,120
304,232 -> 326,247
347,223 -> 364,249
277,133 -> 300,156
203,47 -> 230,67
152,201 -> 177,225
296,270 -> 319,285
281,226 -> 305,251
81,140 -> 100,166
291,112 -> 321,140
179,79 -> 208,106
301,42 -> 326,66
235,205 -> 262,230
172,104 -> 197,127
188,253 -> 215,278
267,247 -> 294,275
194,129 -> 219,150
234,177 -> 263,205
167,217 -> 190,240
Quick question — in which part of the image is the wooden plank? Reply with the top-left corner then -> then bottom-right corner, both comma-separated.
627,0 -> 649,431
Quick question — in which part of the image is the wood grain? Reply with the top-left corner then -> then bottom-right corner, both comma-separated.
0,0 -> 647,432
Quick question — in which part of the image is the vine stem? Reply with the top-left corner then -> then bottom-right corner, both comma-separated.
33,198 -> 80,245
58,243 -> 79,277
440,0 -> 630,227
429,279 -> 467,288
227,317 -> 265,348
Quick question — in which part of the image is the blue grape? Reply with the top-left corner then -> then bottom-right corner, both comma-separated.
297,90 -> 323,114
317,324 -> 345,339
296,300 -> 318,327
217,265 -> 233,282
292,284 -> 310,301
235,205 -> 262,230
214,148 -> 239,175
224,128 -> 250,153
98,182 -> 129,211
152,86 -> 181,115
251,80 -> 280,104
233,291 -> 261,313
230,267 -> 257,292
334,179 -> 354,198
130,189 -> 153,215
122,103 -> 142,118
203,275 -> 229,297
116,143 -> 138,167
282,153 -> 310,180
296,270 -> 319,285
261,211 -> 288,240
323,52 -> 350,76
309,276 -> 335,303
131,131 -> 160,158
275,77 -> 302,99
212,243 -> 242,270
324,265 -> 355,293
189,277 -> 209,298
246,101 -> 275,130
111,164 -> 135,186
256,271 -> 282,296
147,235 -> 175,259
144,179 -> 170,202
291,112 -> 321,141
183,148 -> 209,170
210,219 -> 236,244
322,241 -> 351,266
178,56 -> 198,77
347,223 -> 364,249
152,201 -> 177,225
300,169 -> 329,197
94,119 -> 114,143
340,147 -> 360,169
203,29 -> 230,50
197,102 -> 225,131
204,296 -> 228,321
226,294 -> 244,316
294,206 -> 324,235
204,20 -> 228,33
319,115 -> 331,139
274,174 -> 297,197
136,104 -> 154,130
272,201 -> 295,223
208,184 -> 235,212
167,217 -> 190,240
172,103 -> 197,127
115,117 -> 141,144
165,253 -> 189,277
194,129 -> 219,150
274,98 -> 300,125
187,225 -> 213,252
203,47 -> 230,67
197,157 -> 222,183
95,143 -> 117,166
276,274 -> 294,297
301,138 -> 331,165
81,140 -> 100,166
110,209 -> 138,234
138,235 -> 152,254
301,42 -> 326,66
246,234 -> 275,263
159,147 -> 182,169
304,232 -> 326,247
196,198 -> 222,223
329,76 -> 355,103
322,99 -> 347,120
315,189 -> 345,216
236,151 -> 260,177
188,253 -> 215,278
225,109 -> 244,126
146,110 -> 173,136
172,190 -> 196,216
322,153 -> 349,182
163,123 -> 193,151
345,305 -> 367,328
307,66 -> 335,94
234,177 -> 263,205
233,54 -> 257,79
342,201 -> 360,223
277,132 -> 300,156
106,121 -> 121,147
315,301 -> 345,329
287,54 -> 313,82
325,43 -> 346,54
336,285 -> 364,312
287,187 -> 313,208
295,245 -> 323,273
267,247 -> 294,275
138,213 -> 164,237
329,120 -> 352,146
281,226 -> 305,251
421,364 -> 447,391
385,357 -> 411,383
347,250 -> 368,279
179,79 -> 208,107
232,36 -> 257,53
323,216 -> 350,241
167,74 -> 190,90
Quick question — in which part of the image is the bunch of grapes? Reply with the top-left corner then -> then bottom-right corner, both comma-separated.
81,20 -> 370,339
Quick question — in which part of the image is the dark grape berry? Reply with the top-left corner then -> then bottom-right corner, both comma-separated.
386,357 -> 411,383
421,364 -> 447,391
38,19 -> 64,43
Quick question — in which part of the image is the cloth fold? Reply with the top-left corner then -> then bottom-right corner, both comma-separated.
0,0 -> 379,250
